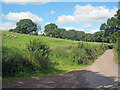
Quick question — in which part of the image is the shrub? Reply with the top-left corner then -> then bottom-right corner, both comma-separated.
27,39 -> 51,71
71,42 -> 110,65
2,46 -> 32,77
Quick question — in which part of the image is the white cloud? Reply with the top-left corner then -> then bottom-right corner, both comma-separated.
44,22 -> 58,26
2,12 -> 43,23
2,0 -> 57,4
56,15 -> 78,25
44,22 -> 51,26
0,22 -> 16,30
86,29 -> 100,34
51,11 -> 56,14
63,27 -> 84,31
82,23 -> 92,27
74,5 -> 117,22
56,5 -> 117,24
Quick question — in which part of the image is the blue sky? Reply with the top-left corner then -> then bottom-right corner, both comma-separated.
1,0 -> 119,33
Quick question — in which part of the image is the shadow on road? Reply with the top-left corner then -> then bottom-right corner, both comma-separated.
2,70 -> 119,89
82,70 -> 119,88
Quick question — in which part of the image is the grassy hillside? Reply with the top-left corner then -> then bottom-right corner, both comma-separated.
2,30 -> 112,83
2,30 -> 104,49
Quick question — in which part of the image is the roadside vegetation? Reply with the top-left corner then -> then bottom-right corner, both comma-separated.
113,37 -> 120,66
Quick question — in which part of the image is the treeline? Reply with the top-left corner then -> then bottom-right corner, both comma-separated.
44,24 -> 86,41
44,23 -> 118,43
9,9 -> 120,43
44,9 -> 120,43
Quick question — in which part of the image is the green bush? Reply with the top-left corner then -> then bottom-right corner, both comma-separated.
2,39 -> 51,77
71,43 -> 110,65
2,46 -> 32,77
27,39 -> 51,71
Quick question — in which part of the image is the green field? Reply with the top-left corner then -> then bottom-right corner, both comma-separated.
2,30 -> 112,84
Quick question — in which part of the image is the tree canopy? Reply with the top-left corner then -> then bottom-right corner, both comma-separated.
44,23 -> 86,41
99,9 -> 120,43
9,19 -> 37,34
44,23 -> 58,36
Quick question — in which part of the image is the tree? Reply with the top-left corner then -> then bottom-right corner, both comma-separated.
115,9 -> 120,19
100,23 -> 107,31
100,9 -> 120,33
99,9 -> 120,43
59,28 -> 66,38
107,17 -> 119,33
93,31 -> 104,42
44,23 -> 58,36
9,29 -> 14,32
75,31 -> 85,41
67,30 -> 76,40
85,33 -> 94,42
14,19 -> 37,34
62,30 -> 67,39
54,28 -> 66,38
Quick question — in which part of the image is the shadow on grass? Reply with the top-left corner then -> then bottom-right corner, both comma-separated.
2,70 -> 119,89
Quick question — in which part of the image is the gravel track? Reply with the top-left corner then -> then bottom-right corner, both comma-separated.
84,49 -> 119,88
